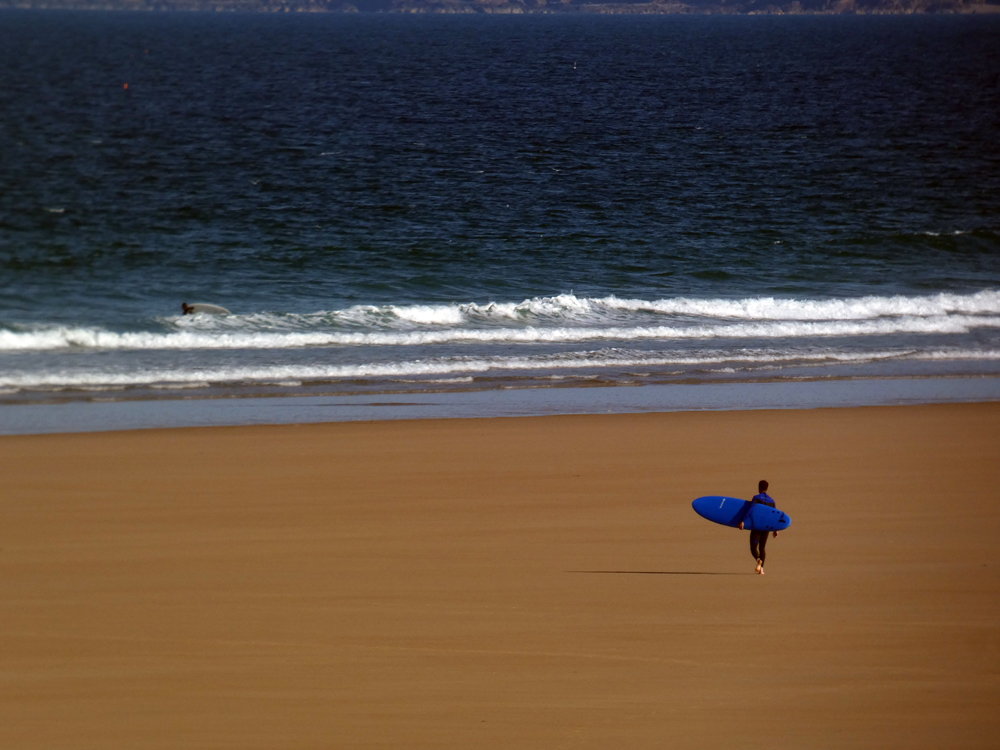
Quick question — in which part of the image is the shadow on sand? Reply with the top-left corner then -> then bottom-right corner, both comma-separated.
567,570 -> 746,576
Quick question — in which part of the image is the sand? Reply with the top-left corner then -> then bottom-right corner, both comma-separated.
1,402 -> 998,749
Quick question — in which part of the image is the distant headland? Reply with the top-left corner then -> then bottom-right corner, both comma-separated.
3,0 -> 999,15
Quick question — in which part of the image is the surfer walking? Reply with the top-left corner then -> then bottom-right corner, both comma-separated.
739,480 -> 779,575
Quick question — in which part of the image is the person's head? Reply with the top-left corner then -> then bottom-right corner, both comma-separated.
759,479 -> 769,493
182,302 -> 194,315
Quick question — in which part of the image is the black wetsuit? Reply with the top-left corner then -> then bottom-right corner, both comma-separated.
748,492 -> 776,564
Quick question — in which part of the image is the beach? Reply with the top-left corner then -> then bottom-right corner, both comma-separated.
4,12 -> 999,747
1,402 -> 998,748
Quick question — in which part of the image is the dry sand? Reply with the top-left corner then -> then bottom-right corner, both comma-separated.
1,403 -> 998,749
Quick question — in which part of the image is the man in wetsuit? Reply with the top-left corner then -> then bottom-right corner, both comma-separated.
738,479 -> 779,575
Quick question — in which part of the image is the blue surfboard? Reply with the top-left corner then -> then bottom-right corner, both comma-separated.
692,496 -> 791,532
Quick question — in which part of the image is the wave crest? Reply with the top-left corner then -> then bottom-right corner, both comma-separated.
3,347 -> 998,390
3,290 -> 999,352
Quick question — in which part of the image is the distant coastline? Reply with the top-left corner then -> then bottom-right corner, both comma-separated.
3,0 -> 999,15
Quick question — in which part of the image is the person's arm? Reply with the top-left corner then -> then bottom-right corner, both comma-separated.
738,497 -> 757,530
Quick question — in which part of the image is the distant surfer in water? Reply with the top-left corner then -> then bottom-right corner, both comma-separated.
181,302 -> 230,315
739,479 -> 779,575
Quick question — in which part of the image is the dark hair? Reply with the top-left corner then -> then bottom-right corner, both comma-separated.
759,479 -> 769,492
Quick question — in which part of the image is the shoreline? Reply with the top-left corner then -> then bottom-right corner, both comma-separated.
3,375 -> 999,435
2,403 -> 997,747
2,4 -> 998,13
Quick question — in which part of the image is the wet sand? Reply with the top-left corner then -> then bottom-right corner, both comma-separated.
1,403 -> 998,748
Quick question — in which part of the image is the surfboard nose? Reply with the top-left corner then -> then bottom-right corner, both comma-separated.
182,303 -> 231,315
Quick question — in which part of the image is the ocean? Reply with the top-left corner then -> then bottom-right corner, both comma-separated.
2,11 -> 1000,431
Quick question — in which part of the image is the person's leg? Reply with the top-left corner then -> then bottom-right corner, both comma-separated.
750,531 -> 764,574
750,531 -> 767,575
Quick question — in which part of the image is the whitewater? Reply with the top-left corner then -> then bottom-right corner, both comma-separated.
2,291 -> 999,400
4,291 -> 1000,352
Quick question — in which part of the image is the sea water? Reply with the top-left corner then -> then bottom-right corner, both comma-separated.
2,12 -> 999,430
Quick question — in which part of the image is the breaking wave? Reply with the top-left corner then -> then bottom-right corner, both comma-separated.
3,290 -> 999,353
2,347 -> 998,390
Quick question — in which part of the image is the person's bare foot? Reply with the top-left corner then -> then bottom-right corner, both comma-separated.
755,558 -> 763,574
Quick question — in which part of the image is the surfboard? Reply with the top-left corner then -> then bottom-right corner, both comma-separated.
183,303 -> 230,315
692,495 -> 791,532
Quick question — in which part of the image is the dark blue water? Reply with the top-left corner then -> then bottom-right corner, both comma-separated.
2,12 -> 1000,408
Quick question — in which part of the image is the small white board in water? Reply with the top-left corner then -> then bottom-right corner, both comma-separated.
184,303 -> 230,315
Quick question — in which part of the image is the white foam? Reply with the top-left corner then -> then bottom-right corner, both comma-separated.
3,313 -> 999,353
589,290 -> 1000,321
172,290 -> 1000,331
4,290 -> 1000,354
388,304 -> 465,326
2,347 -> 997,391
